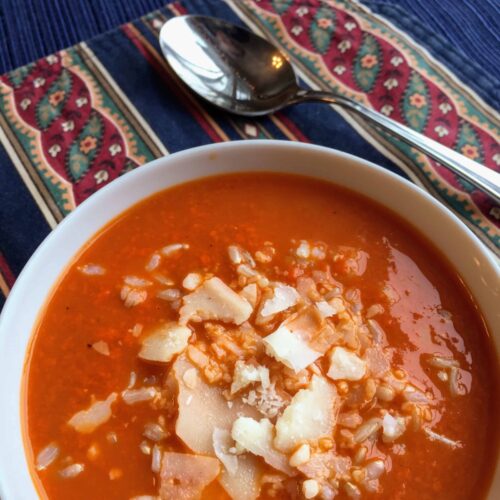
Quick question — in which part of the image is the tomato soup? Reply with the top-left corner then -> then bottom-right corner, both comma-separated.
25,173 -> 499,500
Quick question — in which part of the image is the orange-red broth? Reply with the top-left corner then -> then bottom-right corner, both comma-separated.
25,173 -> 499,499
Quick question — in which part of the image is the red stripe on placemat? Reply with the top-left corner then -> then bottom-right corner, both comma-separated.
0,253 -> 15,288
0,253 -> 15,296
168,2 -> 188,16
121,23 -> 228,143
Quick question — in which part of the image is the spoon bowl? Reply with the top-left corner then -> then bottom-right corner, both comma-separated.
159,15 -> 500,202
159,15 -> 299,115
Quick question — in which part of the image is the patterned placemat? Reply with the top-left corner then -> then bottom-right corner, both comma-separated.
0,0 -> 499,307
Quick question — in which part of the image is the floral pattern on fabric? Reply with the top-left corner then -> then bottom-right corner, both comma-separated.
0,49 -> 160,213
235,0 -> 499,248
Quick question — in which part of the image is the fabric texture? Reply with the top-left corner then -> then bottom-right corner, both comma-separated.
0,0 -> 499,309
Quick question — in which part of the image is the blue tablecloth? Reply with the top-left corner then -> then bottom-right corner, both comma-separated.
0,0 -> 499,308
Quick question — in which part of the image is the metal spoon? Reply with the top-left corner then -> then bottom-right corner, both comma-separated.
159,15 -> 500,202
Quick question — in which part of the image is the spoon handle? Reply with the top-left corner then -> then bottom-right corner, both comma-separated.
296,89 -> 500,203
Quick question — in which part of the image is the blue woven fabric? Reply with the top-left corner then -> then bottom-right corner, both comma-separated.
0,0 -> 499,109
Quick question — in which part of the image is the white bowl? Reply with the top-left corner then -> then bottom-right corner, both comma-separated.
0,140 -> 498,499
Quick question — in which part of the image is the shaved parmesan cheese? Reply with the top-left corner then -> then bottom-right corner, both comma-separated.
219,455 -> 262,500
382,414 -> 406,442
139,322 -> 192,363
159,452 -> 219,499
91,340 -> 110,356
231,417 -> 294,476
260,284 -> 300,317
327,347 -> 366,381
283,306 -> 324,342
231,361 -> 269,395
213,428 -> 238,476
182,368 -> 199,389
174,356 -> 262,500
264,325 -> 321,373
174,356 -> 259,455
239,284 -> 258,308
179,277 -> 252,326
315,301 -> 337,318
68,393 -> 117,434
280,305 -> 338,354
274,376 -> 338,452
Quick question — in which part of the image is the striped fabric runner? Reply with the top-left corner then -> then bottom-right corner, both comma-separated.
0,0 -> 499,308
